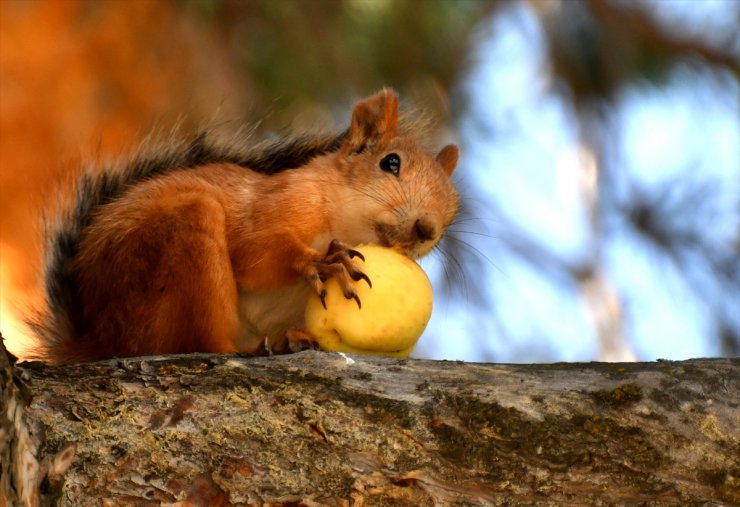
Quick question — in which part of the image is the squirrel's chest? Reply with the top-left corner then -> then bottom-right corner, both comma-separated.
235,284 -> 309,350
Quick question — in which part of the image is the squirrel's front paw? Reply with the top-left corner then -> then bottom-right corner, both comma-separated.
303,240 -> 372,309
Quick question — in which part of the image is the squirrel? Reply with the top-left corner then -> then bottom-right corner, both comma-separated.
28,89 -> 460,364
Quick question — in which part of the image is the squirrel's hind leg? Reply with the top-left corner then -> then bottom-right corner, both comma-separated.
76,190 -> 241,358
144,192 -> 241,355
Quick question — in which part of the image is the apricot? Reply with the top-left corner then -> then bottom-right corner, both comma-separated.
305,245 -> 433,357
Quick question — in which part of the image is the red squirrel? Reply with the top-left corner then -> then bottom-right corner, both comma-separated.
29,89 -> 459,364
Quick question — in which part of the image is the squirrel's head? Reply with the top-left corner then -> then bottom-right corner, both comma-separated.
336,89 -> 459,259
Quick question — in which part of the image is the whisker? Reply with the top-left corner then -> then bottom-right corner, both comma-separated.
443,234 -> 499,270
432,243 -> 471,305
451,216 -> 500,225
446,229 -> 497,239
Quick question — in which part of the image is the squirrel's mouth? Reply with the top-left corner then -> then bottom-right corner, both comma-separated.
374,222 -> 437,260
374,224 -> 394,249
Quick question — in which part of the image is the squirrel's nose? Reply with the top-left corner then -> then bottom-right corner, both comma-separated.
414,214 -> 438,242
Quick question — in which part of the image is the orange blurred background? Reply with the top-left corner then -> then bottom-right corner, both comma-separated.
0,0 -> 247,357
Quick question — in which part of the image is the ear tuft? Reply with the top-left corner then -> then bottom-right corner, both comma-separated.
436,144 -> 459,176
346,89 -> 399,152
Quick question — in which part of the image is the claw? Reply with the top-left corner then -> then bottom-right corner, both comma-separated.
284,327 -> 321,353
351,270 -> 372,288
347,249 -> 365,262
307,241 -> 373,310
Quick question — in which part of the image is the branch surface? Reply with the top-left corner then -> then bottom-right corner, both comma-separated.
2,348 -> 738,505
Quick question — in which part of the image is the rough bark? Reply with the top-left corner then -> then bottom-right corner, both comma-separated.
1,338 -> 738,506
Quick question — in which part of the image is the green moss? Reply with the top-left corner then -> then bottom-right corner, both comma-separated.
313,381 -> 418,430
428,420 -> 511,480
591,383 -> 642,407
426,393 -> 663,484
575,414 -> 661,465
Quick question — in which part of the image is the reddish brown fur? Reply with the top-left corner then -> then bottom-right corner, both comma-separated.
42,89 -> 459,363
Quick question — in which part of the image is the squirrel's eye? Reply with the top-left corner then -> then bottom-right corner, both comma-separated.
379,153 -> 401,176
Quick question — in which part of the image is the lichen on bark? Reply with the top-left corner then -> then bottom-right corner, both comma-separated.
2,345 -> 738,505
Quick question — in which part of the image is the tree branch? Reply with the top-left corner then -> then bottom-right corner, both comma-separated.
2,338 -> 738,505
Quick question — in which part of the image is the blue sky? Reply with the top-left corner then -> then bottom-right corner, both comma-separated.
416,1 -> 739,363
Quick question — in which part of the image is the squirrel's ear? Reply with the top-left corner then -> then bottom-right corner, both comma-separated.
436,144 -> 459,176
346,89 -> 399,152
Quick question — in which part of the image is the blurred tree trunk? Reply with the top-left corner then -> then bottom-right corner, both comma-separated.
1,339 -> 737,506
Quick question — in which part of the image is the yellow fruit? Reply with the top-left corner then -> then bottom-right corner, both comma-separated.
304,244 -> 433,358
